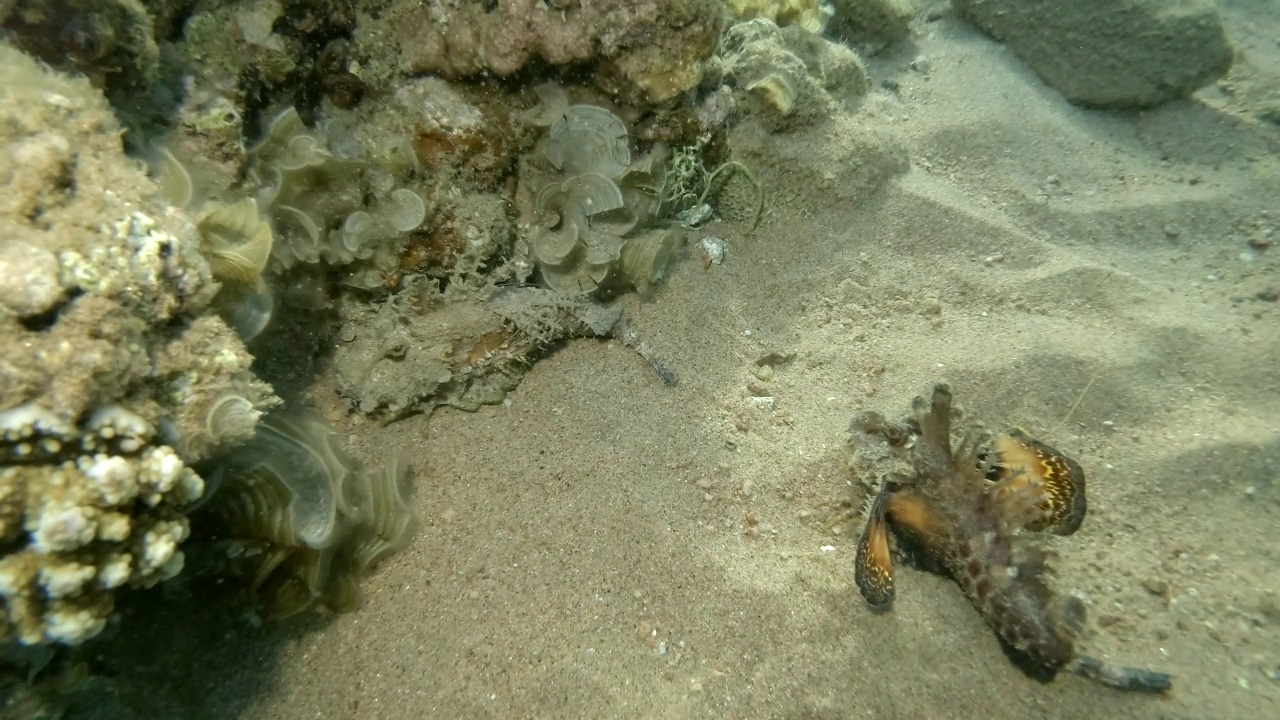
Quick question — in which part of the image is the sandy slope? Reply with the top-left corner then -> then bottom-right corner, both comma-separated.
125,7 -> 1280,720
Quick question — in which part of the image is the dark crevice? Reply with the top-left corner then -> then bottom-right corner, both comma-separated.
18,287 -> 83,333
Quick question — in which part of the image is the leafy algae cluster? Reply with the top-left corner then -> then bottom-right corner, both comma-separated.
247,107 -> 428,289
193,412 -> 414,619
525,103 -> 684,296
156,101 -> 435,346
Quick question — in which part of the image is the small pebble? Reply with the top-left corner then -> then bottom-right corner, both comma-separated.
699,236 -> 726,264
678,203 -> 714,227
1142,577 -> 1169,596
0,241 -> 63,317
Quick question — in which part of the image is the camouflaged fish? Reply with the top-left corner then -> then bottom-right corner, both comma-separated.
850,383 -> 1171,693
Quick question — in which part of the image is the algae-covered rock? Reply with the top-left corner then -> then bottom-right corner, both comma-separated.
954,0 -> 1234,110
725,0 -> 834,33
0,0 -> 162,93
0,42 -> 278,647
718,18 -> 870,131
368,0 -> 722,105
829,0 -> 914,54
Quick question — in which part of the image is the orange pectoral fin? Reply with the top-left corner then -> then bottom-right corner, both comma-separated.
992,431 -> 1087,535
884,491 -> 949,552
855,491 -> 896,610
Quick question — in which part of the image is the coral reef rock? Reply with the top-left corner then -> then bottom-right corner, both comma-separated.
954,0 -> 1234,110
726,0 -> 835,33
373,0 -> 723,105
0,43 -> 278,646
717,17 -> 870,131
828,0 -> 913,54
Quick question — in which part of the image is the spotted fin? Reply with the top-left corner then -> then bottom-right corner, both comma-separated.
987,430 -> 1086,535
883,489 -> 951,559
854,490 -> 895,609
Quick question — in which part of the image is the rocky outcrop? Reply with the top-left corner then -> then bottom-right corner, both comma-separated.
954,0 -> 1234,110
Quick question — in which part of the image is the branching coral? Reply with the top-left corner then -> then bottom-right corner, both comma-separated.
0,415 -> 203,645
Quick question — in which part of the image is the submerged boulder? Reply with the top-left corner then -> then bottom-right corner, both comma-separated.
954,0 -> 1233,110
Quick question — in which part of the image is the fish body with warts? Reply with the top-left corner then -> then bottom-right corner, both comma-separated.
851,383 -> 1169,692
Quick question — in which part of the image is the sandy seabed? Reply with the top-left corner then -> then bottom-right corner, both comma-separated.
114,5 -> 1280,720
